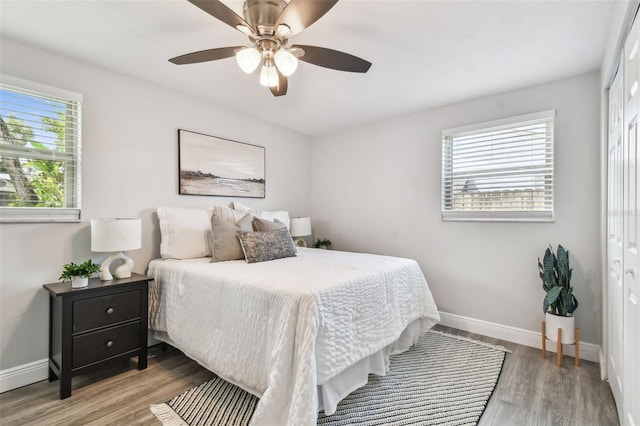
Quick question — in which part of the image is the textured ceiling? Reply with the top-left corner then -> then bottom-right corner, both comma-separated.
0,0 -> 616,136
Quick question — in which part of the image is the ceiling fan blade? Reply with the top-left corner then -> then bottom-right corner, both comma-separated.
270,71 -> 288,97
169,46 -> 242,65
276,0 -> 339,37
292,45 -> 372,73
188,0 -> 250,33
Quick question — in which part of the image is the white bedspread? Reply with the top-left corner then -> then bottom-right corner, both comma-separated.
148,248 -> 440,426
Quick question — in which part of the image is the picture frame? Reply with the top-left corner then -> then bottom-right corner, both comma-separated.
178,129 -> 265,198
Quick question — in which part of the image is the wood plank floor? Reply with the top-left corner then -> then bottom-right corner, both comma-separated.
0,326 -> 619,425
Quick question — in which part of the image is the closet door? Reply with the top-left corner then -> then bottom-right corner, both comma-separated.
607,64 -> 624,417
623,16 -> 640,426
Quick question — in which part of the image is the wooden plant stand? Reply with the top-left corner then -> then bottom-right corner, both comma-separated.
541,321 -> 580,367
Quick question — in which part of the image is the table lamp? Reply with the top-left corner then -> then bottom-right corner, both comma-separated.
290,217 -> 311,247
91,218 -> 142,280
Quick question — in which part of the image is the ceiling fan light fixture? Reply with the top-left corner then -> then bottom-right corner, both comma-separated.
274,49 -> 298,77
236,47 -> 262,74
275,24 -> 291,39
236,24 -> 254,36
260,60 -> 279,87
173,0 -> 372,97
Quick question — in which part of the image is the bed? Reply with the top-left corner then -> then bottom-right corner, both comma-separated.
147,206 -> 440,426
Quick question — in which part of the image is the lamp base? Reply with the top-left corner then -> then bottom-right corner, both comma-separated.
293,238 -> 307,247
100,251 -> 134,281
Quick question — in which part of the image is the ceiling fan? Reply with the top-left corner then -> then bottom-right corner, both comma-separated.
169,0 -> 372,97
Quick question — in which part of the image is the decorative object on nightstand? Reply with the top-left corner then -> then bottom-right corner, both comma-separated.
58,259 -> 101,288
314,238 -> 332,250
43,273 -> 152,399
538,244 -> 580,366
290,217 -> 311,247
91,218 -> 142,280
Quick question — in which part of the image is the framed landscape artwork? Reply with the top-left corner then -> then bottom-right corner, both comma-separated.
178,129 -> 265,198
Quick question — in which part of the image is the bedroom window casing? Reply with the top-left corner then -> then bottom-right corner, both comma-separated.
0,75 -> 82,222
441,110 -> 555,222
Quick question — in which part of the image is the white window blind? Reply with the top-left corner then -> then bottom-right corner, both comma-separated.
442,110 -> 554,222
0,75 -> 82,222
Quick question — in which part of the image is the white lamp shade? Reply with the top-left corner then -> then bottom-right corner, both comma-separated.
290,217 -> 311,237
275,24 -> 291,39
91,218 -> 142,252
235,24 -> 253,36
236,47 -> 261,74
260,61 -> 279,87
274,49 -> 298,76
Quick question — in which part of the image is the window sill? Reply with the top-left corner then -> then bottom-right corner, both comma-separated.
442,211 -> 554,222
0,208 -> 81,223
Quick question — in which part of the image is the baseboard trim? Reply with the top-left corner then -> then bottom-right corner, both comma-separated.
1,313 -> 601,394
0,358 -> 49,393
438,311 -> 600,363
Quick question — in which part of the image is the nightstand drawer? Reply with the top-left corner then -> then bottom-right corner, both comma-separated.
72,321 -> 141,368
73,290 -> 140,332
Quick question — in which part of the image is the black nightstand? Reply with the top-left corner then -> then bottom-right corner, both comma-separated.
43,273 -> 151,399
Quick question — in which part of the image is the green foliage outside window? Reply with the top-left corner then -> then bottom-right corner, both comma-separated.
1,112 -> 67,208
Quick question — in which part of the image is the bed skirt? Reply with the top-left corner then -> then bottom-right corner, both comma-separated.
154,317 -> 436,417
317,317 -> 434,415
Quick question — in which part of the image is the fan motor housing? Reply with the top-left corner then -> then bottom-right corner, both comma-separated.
243,0 -> 286,31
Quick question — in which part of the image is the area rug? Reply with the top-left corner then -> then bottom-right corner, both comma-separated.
150,330 -> 509,426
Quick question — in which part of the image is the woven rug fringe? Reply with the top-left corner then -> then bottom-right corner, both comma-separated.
150,403 -> 189,426
429,329 -> 512,353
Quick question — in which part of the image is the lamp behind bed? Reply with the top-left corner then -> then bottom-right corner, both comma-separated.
290,217 -> 311,247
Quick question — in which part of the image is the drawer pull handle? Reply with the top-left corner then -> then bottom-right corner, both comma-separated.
106,307 -> 114,314
106,340 -> 114,348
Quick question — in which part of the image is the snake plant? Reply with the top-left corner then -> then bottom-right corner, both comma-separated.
538,244 -> 578,316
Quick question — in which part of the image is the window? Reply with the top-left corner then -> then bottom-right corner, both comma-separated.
0,75 -> 82,222
441,110 -> 554,222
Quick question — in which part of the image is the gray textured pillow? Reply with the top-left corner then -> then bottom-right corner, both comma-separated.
252,217 -> 286,232
210,213 -> 253,262
237,228 -> 297,263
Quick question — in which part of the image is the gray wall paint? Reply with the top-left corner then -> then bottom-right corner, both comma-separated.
311,72 -> 602,345
0,38 -> 312,370
0,35 -> 604,376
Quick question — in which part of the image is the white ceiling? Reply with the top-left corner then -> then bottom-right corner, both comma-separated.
0,0 -> 616,136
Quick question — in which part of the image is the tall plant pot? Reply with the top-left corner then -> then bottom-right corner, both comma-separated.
545,312 -> 575,344
542,312 -> 580,367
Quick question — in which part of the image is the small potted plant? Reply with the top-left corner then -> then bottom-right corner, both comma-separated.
538,244 -> 578,344
59,259 -> 101,288
314,238 -> 332,250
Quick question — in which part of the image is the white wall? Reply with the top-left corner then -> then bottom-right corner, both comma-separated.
0,38 -> 312,372
311,72 -> 602,345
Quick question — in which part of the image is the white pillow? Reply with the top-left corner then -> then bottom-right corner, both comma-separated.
157,207 -> 213,259
228,201 -> 291,230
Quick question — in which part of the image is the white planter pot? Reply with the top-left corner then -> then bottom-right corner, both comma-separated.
71,276 -> 89,288
545,312 -> 575,344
